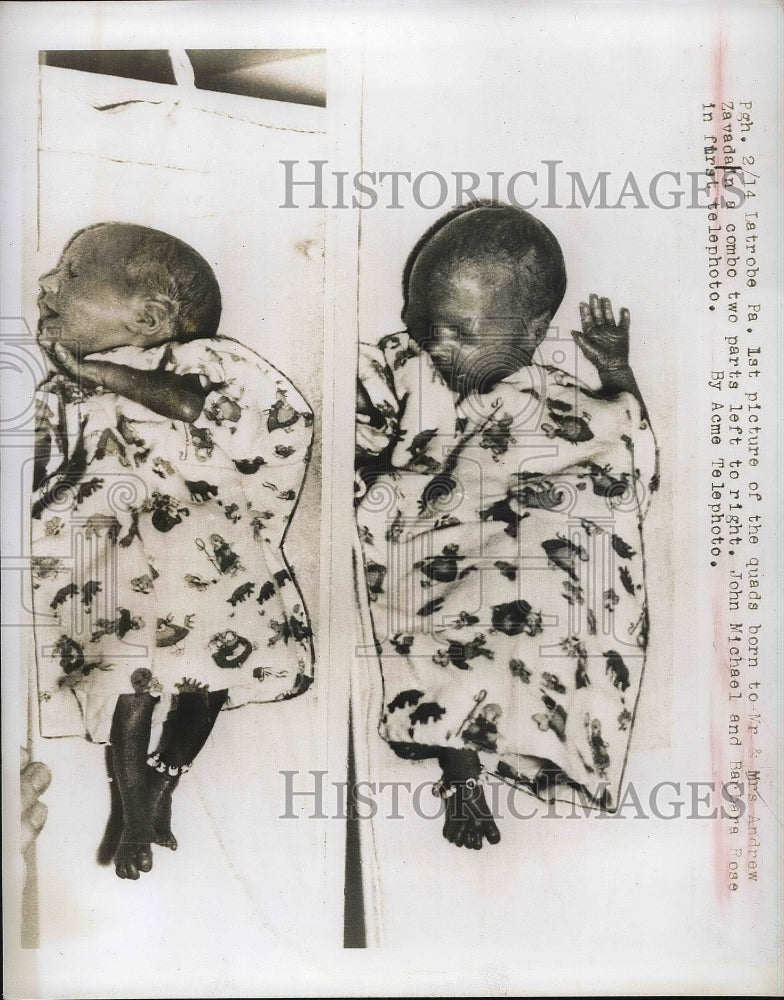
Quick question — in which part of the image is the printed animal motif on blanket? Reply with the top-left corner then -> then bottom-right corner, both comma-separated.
356,333 -> 658,808
32,337 -> 314,743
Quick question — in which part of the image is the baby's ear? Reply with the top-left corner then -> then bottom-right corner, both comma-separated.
527,310 -> 552,346
135,297 -> 176,342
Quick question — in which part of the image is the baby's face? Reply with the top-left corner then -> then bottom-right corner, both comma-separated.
407,260 -> 545,394
38,226 -> 148,357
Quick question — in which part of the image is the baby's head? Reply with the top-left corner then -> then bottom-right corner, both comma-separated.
402,202 -> 566,393
38,222 -> 221,357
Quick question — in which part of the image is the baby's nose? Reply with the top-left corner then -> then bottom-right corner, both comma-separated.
38,270 -> 60,294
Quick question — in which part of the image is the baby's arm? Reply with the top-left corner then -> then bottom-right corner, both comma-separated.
572,294 -> 648,420
44,342 -> 207,422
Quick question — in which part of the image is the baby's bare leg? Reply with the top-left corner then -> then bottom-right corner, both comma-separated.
109,693 -> 156,879
147,688 -> 228,850
96,746 -> 124,865
437,747 -> 501,850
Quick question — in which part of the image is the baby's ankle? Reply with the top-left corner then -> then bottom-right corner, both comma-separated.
437,747 -> 482,782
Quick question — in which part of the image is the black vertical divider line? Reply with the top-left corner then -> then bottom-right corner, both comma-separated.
343,706 -> 366,948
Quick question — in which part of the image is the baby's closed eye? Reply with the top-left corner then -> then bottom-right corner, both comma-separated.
432,323 -> 477,345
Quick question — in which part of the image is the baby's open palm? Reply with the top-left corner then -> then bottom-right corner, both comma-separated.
572,293 -> 630,372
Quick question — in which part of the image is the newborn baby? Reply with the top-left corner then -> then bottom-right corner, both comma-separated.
356,202 -> 658,850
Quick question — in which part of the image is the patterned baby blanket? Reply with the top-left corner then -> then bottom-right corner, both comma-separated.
32,337 -> 313,743
356,332 -> 658,808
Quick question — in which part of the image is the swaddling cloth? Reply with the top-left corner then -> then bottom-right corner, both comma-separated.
32,336 -> 314,744
356,332 -> 658,808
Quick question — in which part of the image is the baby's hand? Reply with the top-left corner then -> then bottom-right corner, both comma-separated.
40,341 -> 84,378
39,339 -> 75,375
572,293 -> 630,373
41,341 -> 107,392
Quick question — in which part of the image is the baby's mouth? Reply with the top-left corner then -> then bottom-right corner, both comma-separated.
37,302 -> 62,339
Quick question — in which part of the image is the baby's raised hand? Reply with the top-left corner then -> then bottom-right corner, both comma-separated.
573,293 -> 630,373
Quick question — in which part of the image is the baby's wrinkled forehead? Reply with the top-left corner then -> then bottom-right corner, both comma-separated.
56,225 -> 141,290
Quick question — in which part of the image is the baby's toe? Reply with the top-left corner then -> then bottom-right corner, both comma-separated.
154,830 -> 178,851
484,820 -> 501,845
115,857 -> 138,880
115,837 -> 152,879
136,846 -> 153,872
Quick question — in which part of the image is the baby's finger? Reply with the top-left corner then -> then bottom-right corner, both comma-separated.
579,301 -> 592,332
53,343 -> 77,372
589,293 -> 603,325
619,307 -> 631,333
601,297 -> 616,326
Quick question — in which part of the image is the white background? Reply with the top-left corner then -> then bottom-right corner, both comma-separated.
2,1 -> 781,996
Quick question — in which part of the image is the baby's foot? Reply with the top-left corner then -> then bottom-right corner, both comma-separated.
442,779 -> 501,850
436,747 -> 501,850
147,768 -> 179,851
114,828 -> 153,879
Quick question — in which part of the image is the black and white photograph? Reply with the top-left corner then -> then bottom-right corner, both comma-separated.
1,2 -> 780,996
